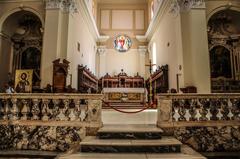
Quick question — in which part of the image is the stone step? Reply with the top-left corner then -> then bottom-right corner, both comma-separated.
59,145 -> 206,159
58,153 -> 205,159
97,124 -> 163,139
80,136 -> 182,153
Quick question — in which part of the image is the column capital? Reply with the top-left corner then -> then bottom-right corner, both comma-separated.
45,0 -> 78,13
97,45 -> 107,55
138,46 -> 147,56
169,0 -> 205,16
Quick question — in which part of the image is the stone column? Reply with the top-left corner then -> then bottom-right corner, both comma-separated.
97,46 -> 107,77
138,46 -> 147,78
41,0 -> 77,87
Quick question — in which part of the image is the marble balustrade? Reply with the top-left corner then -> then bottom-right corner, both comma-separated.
0,93 -> 103,151
0,93 -> 102,124
157,94 -> 240,152
157,94 -> 240,126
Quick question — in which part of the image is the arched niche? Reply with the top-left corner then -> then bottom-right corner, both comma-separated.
0,10 -> 43,89
208,9 -> 240,92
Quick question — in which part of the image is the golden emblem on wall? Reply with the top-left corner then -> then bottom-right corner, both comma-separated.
15,69 -> 33,93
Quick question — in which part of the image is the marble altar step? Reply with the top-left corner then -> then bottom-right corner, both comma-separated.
97,124 -> 163,139
59,145 -> 206,159
80,136 -> 182,153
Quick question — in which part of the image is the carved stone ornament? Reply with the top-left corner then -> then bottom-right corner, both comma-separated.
97,46 -> 107,55
45,0 -> 78,13
169,0 -> 204,15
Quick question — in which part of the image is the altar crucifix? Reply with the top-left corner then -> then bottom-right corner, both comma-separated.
145,59 -> 156,104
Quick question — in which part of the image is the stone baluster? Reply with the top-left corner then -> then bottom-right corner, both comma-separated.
69,99 -> 77,121
63,99 -> 70,121
189,99 -> 197,121
199,99 -> 209,121
74,99 -> 81,121
32,99 -> 40,120
230,99 -> 240,120
52,99 -> 60,120
2,99 -> 9,120
209,99 -> 220,120
178,99 -> 186,121
220,98 -> 230,120
82,100 -> 88,121
42,99 -> 50,121
21,99 -> 29,120
11,98 -> 18,120
0,100 -> 4,119
172,100 -> 178,121
56,99 -> 69,121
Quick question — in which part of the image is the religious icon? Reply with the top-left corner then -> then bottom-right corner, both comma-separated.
15,69 -> 33,93
114,35 -> 132,52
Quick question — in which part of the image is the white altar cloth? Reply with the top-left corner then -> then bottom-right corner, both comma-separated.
102,88 -> 145,93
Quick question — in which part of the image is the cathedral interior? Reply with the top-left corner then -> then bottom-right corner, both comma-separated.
0,0 -> 240,158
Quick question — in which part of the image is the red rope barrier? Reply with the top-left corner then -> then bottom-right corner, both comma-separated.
102,100 -> 154,114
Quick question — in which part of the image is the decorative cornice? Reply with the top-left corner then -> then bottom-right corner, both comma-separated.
169,0 -> 205,15
45,0 -> 78,13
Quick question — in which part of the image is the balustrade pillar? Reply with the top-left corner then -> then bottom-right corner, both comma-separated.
157,99 -> 172,126
32,99 -> 40,120
42,99 -> 50,121
11,98 -> 18,120
74,99 -> 81,121
21,99 -> 29,120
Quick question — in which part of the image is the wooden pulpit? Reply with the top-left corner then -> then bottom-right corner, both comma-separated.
52,59 -> 70,93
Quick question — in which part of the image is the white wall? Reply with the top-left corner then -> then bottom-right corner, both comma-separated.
67,11 -> 97,89
99,49 -> 140,77
149,11 -> 183,90
97,2 -> 148,78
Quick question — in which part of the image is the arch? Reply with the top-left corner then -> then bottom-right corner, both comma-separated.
0,6 -> 44,32
207,5 -> 240,22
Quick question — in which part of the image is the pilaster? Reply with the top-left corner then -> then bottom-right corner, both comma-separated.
41,0 -> 78,87
138,46 -> 147,78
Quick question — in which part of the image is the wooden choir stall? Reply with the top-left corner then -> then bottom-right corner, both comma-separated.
77,65 -> 98,93
146,65 -> 169,103
99,70 -> 144,89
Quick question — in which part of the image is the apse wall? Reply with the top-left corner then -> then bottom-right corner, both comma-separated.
97,2 -> 148,78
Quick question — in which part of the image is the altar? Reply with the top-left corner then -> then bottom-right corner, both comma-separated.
103,88 -> 146,104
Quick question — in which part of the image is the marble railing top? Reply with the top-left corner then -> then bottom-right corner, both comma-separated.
0,93 -> 103,100
157,93 -> 240,99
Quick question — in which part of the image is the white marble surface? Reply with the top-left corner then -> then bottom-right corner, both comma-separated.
98,124 -> 163,133
103,88 -> 145,93
80,136 -> 182,146
102,109 -> 157,125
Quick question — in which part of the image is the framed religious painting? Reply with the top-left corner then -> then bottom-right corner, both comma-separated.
113,34 -> 132,52
15,69 -> 33,93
